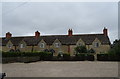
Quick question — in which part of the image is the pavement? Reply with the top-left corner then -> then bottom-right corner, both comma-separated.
2,61 -> 119,77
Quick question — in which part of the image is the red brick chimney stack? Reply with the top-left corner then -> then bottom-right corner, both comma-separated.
103,27 -> 108,36
6,32 -> 12,38
35,31 -> 40,38
68,29 -> 73,36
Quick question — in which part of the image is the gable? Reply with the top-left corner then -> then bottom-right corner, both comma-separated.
38,39 -> 46,46
76,38 -> 85,46
52,39 -> 62,48
92,38 -> 101,44
53,39 -> 61,45
6,40 -> 13,48
19,40 -> 27,46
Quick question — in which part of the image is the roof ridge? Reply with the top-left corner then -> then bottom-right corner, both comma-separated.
74,33 -> 104,36
1,33 -> 104,38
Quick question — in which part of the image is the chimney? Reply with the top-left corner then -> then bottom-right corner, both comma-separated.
103,27 -> 108,36
6,32 -> 12,38
35,31 -> 40,38
68,29 -> 73,36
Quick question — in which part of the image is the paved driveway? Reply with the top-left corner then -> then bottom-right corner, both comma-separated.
2,61 -> 119,77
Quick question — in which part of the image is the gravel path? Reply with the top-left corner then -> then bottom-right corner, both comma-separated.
2,61 -> 119,77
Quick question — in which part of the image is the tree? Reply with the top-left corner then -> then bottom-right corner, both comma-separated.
109,39 -> 120,56
74,46 -> 87,54
88,48 -> 95,53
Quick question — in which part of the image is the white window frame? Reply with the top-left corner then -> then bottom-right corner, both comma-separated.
54,43 -> 60,48
40,43 -> 45,48
20,44 -> 24,48
94,42 -> 99,48
7,44 -> 12,48
77,42 -> 83,46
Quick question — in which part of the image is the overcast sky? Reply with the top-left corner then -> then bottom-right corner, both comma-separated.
2,2 -> 118,43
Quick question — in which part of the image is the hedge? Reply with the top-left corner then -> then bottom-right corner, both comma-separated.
63,53 -> 70,60
97,54 -> 108,61
97,54 -> 120,61
75,53 -> 85,61
2,52 -> 40,57
39,52 -> 53,60
85,54 -> 94,61
2,52 -> 52,58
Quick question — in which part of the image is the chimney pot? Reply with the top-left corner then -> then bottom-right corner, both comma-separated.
68,29 -> 73,36
103,27 -> 108,36
6,32 -> 12,38
35,31 -> 40,38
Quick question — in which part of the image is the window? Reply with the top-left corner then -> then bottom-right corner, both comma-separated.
94,42 -> 99,47
20,44 -> 24,48
40,43 -> 45,48
78,42 -> 83,46
54,43 -> 60,48
7,44 -> 12,48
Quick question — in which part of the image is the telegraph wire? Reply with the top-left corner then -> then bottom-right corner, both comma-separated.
2,2 -> 28,16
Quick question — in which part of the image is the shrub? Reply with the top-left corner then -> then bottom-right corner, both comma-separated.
108,39 -> 120,61
44,49 -> 49,52
74,46 -> 87,54
88,49 -> 95,53
15,49 -> 20,52
9,49 -> 15,52
49,49 -> 55,55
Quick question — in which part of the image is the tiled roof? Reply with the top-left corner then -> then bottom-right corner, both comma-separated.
1,34 -> 111,46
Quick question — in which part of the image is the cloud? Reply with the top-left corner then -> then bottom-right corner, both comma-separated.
2,2 -> 118,43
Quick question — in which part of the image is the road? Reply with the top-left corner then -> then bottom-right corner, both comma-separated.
2,61 -> 119,77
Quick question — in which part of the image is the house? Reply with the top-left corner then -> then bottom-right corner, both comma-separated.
0,28 -> 111,56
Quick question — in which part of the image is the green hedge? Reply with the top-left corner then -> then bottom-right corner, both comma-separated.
2,52 -> 52,58
2,52 -> 21,57
75,53 -> 85,61
39,52 -> 53,60
97,54 -> 108,61
63,53 -> 70,60
97,53 -> 120,61
86,54 -> 94,61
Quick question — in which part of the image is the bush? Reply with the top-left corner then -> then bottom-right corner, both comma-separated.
108,39 -> 120,61
74,46 -> 87,54
88,49 -> 95,53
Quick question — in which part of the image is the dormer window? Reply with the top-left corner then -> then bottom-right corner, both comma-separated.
94,42 -> 99,47
7,43 -> 12,48
40,43 -> 45,48
20,44 -> 25,48
77,42 -> 83,46
54,43 -> 60,48
76,39 -> 85,46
